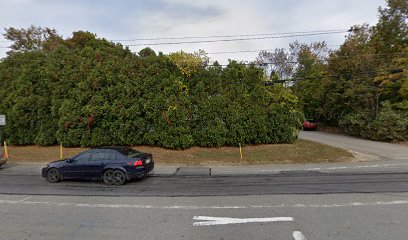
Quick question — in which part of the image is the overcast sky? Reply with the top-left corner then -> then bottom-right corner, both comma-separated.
0,0 -> 386,63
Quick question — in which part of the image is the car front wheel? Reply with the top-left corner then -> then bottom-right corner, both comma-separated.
46,168 -> 60,183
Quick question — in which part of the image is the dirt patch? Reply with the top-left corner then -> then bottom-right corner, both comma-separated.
5,140 -> 354,166
398,141 -> 408,146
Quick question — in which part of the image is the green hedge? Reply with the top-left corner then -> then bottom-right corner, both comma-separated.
0,33 -> 302,148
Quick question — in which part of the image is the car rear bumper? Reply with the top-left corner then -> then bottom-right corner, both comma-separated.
303,125 -> 317,130
127,162 -> 154,179
144,161 -> 154,173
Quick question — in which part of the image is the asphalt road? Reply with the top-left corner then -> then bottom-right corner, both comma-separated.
1,193 -> 408,240
1,170 -> 408,197
1,131 -> 407,240
1,164 -> 408,239
299,131 -> 408,161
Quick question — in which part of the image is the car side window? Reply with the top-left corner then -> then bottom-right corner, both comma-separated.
90,152 -> 107,161
104,153 -> 117,161
74,153 -> 92,162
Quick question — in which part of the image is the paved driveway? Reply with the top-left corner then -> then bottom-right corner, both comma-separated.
299,131 -> 408,161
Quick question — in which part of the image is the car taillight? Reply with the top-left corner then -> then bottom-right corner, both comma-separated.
134,160 -> 143,167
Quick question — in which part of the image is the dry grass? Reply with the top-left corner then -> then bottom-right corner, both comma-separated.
5,139 -> 353,165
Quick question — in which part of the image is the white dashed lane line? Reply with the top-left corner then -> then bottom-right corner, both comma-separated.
192,216 -> 293,226
293,231 -> 307,240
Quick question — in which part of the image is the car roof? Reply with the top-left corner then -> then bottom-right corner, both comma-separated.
89,146 -> 137,155
90,146 -> 130,150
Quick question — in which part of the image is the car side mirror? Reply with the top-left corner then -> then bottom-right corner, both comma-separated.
66,158 -> 74,163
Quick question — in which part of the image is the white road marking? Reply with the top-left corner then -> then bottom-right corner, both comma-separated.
193,216 -> 293,226
0,199 -> 407,210
18,196 -> 31,202
293,231 -> 307,240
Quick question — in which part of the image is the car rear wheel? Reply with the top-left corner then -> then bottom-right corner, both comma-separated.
113,170 -> 126,185
46,168 -> 60,183
103,169 -> 126,185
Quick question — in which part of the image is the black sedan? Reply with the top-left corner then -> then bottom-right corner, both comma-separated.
42,146 -> 154,185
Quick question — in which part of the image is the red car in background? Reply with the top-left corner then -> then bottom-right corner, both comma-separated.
303,119 -> 317,130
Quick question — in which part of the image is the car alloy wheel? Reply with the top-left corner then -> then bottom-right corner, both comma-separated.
46,168 -> 60,183
103,170 -> 126,185
103,170 -> 115,185
113,170 -> 126,186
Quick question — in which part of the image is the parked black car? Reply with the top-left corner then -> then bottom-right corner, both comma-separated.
42,147 -> 154,185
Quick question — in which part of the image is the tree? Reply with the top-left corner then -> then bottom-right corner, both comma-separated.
300,0 -> 408,140
3,25 -> 63,53
371,0 -> 408,110
255,48 -> 294,82
272,41 -> 329,119
168,50 -> 209,78
138,47 -> 156,57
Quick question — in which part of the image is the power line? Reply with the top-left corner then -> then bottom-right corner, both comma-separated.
124,31 -> 347,47
211,52 -> 408,66
112,29 -> 348,42
207,45 -> 342,55
0,29 -> 348,50
0,29 -> 348,44
208,49 -> 277,55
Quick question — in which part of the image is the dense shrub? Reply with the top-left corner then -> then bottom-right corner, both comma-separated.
339,103 -> 408,141
369,103 -> 408,141
0,33 -> 303,148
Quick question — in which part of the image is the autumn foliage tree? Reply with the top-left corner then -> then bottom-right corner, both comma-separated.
264,0 -> 408,141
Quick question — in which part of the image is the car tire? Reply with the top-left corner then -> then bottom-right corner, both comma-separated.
103,169 -> 126,185
46,168 -> 60,183
113,170 -> 126,186
103,169 -> 115,185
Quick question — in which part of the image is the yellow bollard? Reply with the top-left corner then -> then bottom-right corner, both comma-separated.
60,142 -> 63,160
239,143 -> 243,160
4,141 -> 8,159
